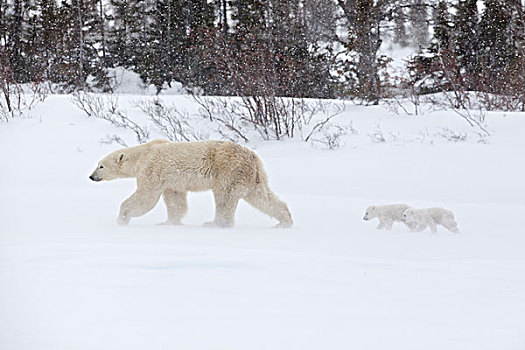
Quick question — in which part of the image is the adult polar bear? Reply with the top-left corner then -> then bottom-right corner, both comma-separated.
89,139 -> 293,228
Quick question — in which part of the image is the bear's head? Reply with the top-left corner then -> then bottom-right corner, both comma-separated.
363,206 -> 376,221
89,151 -> 128,182
402,208 -> 415,223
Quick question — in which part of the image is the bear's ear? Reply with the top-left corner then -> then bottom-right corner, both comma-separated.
370,206 -> 375,210
117,153 -> 126,164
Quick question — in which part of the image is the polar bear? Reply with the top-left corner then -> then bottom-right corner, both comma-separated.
89,139 -> 293,228
363,204 -> 419,230
402,207 -> 459,233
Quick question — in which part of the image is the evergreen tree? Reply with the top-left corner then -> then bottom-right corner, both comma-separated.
107,0 -> 145,68
176,0 -> 215,88
433,0 -> 453,52
31,0 -> 62,83
393,6 -> 409,47
0,0 -> 35,82
408,0 -> 429,48
478,0 -> 521,93
232,0 -> 266,34
455,0 -> 480,89
406,0 -> 455,94
339,0 -> 383,102
133,0 -> 215,93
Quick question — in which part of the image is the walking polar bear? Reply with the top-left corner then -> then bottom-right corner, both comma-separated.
363,204 -> 418,230
89,139 -> 293,228
402,207 -> 460,233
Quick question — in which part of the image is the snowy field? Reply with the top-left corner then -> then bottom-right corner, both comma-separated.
1,95 -> 524,350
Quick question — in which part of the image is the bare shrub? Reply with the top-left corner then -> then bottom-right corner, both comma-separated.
0,50 -> 21,121
476,91 -> 525,112
192,96 -> 249,142
369,123 -> 386,143
0,50 -> 48,122
475,132 -> 491,145
193,94 -> 346,143
193,95 -> 303,141
384,77 -> 427,116
99,134 -> 129,147
71,92 -> 150,144
426,92 -> 490,137
302,101 -> 348,142
310,123 -> 357,150
136,98 -> 207,142
435,127 -> 468,143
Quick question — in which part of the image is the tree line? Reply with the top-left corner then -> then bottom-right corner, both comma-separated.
0,0 -> 524,104
407,0 -> 524,109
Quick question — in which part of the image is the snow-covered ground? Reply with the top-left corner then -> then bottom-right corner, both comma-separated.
1,95 -> 524,350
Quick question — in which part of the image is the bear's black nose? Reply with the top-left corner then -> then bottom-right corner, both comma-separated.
89,175 -> 95,181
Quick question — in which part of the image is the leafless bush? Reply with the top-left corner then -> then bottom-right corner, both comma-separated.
193,95 -> 301,141
193,94 -> 346,143
384,82 -> 426,116
435,127 -> 467,143
71,92 -> 150,144
475,132 -> 491,145
302,101 -> 348,142
192,96 -> 249,142
71,92 -> 105,117
415,129 -> 432,144
0,106 -> 8,122
136,98 -> 207,142
476,91 -> 525,112
0,50 -> 48,122
0,50 -> 23,121
25,80 -> 49,110
310,123 -> 356,150
425,92 -> 490,137
99,134 -> 129,147
369,123 -> 386,143
423,53 -> 491,136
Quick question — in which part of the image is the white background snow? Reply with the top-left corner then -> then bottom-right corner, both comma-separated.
1,94 -> 524,349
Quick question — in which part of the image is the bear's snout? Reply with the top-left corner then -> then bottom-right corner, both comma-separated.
89,174 -> 101,182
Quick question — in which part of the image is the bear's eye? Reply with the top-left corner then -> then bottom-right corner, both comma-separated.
99,165 -> 104,169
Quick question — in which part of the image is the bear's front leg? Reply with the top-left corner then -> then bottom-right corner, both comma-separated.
405,221 -> 418,231
427,219 -> 438,233
410,224 -> 427,232
117,188 -> 162,225
377,219 -> 386,230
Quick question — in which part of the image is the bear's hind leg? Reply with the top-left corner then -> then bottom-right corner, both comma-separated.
427,219 -> 438,233
158,189 -> 187,225
205,190 -> 240,228
442,219 -> 460,233
244,186 -> 292,228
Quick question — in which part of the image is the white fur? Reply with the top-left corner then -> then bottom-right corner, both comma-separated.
363,204 -> 418,230
402,207 -> 460,233
89,139 -> 293,228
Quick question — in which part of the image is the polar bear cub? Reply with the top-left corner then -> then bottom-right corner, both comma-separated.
402,207 -> 459,233
363,204 -> 418,230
